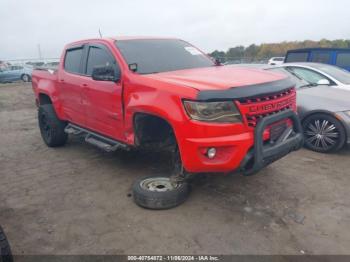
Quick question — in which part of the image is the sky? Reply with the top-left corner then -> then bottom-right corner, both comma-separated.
1,0 -> 349,60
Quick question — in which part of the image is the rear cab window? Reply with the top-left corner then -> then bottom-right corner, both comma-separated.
64,47 -> 84,74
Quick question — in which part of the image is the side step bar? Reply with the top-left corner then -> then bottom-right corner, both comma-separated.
64,123 -> 129,152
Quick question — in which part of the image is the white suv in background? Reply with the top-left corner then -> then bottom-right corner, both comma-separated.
268,57 -> 285,65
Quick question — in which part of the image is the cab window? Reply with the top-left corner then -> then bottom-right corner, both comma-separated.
86,46 -> 119,76
64,47 -> 83,74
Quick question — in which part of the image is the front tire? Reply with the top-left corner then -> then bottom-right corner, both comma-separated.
38,104 -> 68,147
302,113 -> 346,153
0,226 -> 13,262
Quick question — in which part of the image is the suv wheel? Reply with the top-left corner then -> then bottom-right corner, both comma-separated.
303,113 -> 346,153
38,104 -> 68,147
132,176 -> 190,210
0,226 -> 13,262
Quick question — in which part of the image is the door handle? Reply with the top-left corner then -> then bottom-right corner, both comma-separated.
81,83 -> 88,87
59,79 -> 65,82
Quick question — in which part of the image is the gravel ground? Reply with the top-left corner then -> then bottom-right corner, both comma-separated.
0,82 -> 349,255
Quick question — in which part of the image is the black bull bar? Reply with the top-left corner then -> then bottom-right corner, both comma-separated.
240,110 -> 304,176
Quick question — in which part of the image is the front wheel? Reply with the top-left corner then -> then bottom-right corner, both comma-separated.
132,176 -> 191,210
302,113 -> 346,153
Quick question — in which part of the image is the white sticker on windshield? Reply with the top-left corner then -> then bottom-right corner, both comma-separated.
184,46 -> 202,55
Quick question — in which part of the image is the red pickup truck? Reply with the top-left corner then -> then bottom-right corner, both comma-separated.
32,37 -> 303,209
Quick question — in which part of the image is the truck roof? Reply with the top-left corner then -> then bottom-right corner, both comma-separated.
67,36 -> 177,46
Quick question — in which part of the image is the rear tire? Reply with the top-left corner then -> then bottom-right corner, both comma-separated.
302,113 -> 346,153
38,104 -> 68,147
0,226 -> 13,262
21,74 -> 31,82
132,176 -> 191,210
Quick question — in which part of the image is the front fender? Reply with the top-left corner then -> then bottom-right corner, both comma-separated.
124,88 -> 190,144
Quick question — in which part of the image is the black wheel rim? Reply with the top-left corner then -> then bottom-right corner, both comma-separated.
304,119 -> 339,151
40,113 -> 52,141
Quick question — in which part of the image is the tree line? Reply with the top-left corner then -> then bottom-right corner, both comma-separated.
209,39 -> 350,62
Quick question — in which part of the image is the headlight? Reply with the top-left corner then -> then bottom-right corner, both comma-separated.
343,111 -> 350,118
183,100 -> 242,123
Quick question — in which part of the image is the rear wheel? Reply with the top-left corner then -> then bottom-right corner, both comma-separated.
0,226 -> 13,262
302,113 -> 346,153
21,74 -> 31,82
38,104 -> 68,147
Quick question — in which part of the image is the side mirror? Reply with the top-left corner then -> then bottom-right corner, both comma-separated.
317,79 -> 330,85
92,65 -> 120,82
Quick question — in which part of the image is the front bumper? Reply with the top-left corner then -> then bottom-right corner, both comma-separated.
239,110 -> 304,175
179,110 -> 304,174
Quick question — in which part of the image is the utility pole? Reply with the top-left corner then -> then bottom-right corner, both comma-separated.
37,44 -> 42,60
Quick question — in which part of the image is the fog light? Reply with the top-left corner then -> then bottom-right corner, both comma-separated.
207,148 -> 216,159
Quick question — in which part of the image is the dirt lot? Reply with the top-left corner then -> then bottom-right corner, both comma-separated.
0,82 -> 350,255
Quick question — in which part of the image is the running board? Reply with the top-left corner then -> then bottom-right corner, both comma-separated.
64,124 -> 129,152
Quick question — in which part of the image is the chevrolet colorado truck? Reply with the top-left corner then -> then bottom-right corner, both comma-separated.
32,37 -> 303,209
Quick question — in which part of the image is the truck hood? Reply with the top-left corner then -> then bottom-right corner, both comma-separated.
143,66 -> 286,91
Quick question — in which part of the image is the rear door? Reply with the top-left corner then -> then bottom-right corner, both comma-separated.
58,45 -> 87,126
81,43 -> 124,140
4,66 -> 21,81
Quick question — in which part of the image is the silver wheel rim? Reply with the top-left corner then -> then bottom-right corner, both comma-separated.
304,119 -> 339,151
140,177 -> 178,192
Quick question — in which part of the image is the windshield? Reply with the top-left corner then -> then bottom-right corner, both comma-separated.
310,63 -> 350,84
115,39 -> 215,74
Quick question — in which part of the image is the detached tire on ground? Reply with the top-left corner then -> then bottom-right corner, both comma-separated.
0,226 -> 13,262
132,176 -> 191,209
38,104 -> 68,147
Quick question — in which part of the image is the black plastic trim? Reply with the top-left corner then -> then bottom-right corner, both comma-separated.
196,78 -> 295,101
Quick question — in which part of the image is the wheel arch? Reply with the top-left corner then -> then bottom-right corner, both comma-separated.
300,109 -> 338,122
38,93 -> 53,105
132,111 -> 178,149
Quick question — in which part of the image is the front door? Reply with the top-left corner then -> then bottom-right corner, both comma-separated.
81,43 -> 124,140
